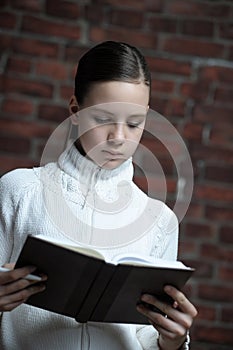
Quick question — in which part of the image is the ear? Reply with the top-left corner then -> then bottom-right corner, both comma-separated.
69,95 -> 79,125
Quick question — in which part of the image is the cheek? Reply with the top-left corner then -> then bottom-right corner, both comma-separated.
79,128 -> 105,152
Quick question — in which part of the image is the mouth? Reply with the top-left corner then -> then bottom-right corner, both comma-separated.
102,150 -> 124,159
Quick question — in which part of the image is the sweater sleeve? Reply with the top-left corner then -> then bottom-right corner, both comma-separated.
0,168 -> 37,266
0,171 -> 19,266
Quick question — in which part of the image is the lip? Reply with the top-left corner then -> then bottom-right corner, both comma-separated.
102,150 -> 124,158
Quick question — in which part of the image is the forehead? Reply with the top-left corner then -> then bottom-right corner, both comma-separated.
81,81 -> 150,108
78,102 -> 148,119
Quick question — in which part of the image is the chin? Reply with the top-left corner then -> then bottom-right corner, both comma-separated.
100,158 -> 126,170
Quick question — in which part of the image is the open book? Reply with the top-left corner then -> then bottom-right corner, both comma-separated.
15,234 -> 194,324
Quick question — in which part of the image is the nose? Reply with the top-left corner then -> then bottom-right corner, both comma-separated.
108,123 -> 126,144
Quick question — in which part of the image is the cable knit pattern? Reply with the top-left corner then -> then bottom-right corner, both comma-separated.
0,144 -> 179,350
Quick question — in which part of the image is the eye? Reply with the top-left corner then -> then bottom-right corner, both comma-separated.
127,123 -> 140,128
127,119 -> 144,128
94,116 -> 112,124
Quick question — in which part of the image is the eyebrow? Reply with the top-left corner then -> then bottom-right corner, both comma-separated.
91,108 -> 147,118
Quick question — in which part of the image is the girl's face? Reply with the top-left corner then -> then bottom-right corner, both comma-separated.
70,81 -> 149,169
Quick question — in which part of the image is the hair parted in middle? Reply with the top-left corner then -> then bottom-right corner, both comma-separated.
74,41 -> 151,106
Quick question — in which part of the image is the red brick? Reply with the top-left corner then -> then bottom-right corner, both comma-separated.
196,304 -> 216,321
219,22 -> 233,40
221,306 -> 233,323
9,0 -> 42,11
0,135 -> 30,154
181,19 -> 214,37
200,66 -> 233,84
36,61 -> 68,81
194,184 -> 233,203
110,9 -> 143,28
193,325 -> 233,345
215,86 -> 233,104
218,265 -> 233,281
138,156 -> 174,176
182,259 -> 213,278
190,144 -> 233,165
193,105 -> 233,124
0,12 -> 17,29
69,63 -> 77,81
148,16 -> 177,33
141,135 -> 182,157
183,123 -> 204,141
46,0 -> 80,19
149,96 -> 168,115
60,85 -> 74,101
178,241 -> 197,256
38,104 -> 69,123
2,98 -> 34,116
94,0 -> 145,10
151,79 -> 175,94
163,37 -> 224,58
0,120 -> 53,139
146,57 -> 191,76
85,4 -> 105,23
13,37 -> 59,58
90,26 -> 158,49
2,77 -> 53,98
219,226 -> 233,244
145,0 -> 163,12
7,57 -> 31,74
229,45 -> 233,61
206,206 -> 233,222
166,99 -> 185,117
180,81 -> 209,101
134,175 -> 176,197
0,34 -> 13,51
22,15 -> 81,40
64,46 -> 89,62
200,243 -> 233,262
0,155 -> 36,175
210,126 -> 233,148
205,165 -> 233,184
166,1 -> 231,18
183,202 -> 204,219
184,222 -> 215,239
198,284 -> 233,303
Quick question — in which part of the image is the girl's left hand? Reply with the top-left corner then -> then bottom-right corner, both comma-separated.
137,285 -> 198,350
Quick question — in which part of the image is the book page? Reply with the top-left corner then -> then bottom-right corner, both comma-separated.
112,253 -> 192,270
33,234 -> 105,260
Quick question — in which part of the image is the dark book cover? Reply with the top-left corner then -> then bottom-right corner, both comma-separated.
15,235 -> 194,324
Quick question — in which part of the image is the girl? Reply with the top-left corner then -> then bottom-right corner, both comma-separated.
0,41 -> 197,350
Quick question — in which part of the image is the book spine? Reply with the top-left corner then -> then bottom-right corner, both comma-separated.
90,265 -> 132,322
75,263 -> 116,323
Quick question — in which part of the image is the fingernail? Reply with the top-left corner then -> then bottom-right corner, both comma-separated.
39,273 -> 48,280
164,285 -> 172,292
28,266 -> 36,272
141,294 -> 150,302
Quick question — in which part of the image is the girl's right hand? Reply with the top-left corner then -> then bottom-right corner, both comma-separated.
0,264 -> 47,312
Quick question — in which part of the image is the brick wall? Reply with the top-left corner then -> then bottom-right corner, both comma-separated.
0,0 -> 232,348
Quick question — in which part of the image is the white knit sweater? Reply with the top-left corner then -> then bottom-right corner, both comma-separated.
0,144 -> 179,350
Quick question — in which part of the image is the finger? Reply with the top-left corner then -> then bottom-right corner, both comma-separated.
164,286 -> 198,318
137,302 -> 186,337
0,300 -> 25,312
0,274 -> 46,297
140,294 -> 194,330
0,283 -> 46,311
3,263 -> 15,269
0,266 -> 38,285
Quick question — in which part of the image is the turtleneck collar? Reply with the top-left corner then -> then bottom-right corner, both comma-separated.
57,141 -> 134,192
